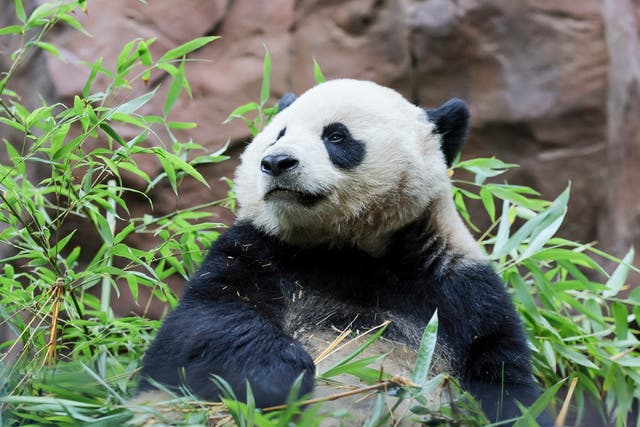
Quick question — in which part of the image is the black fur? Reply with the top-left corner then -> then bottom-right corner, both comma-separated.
277,92 -> 297,112
139,218 -> 551,426
321,122 -> 365,169
426,98 -> 470,167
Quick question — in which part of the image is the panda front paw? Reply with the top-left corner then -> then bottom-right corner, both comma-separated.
139,301 -> 316,408
245,340 -> 315,407
180,333 -> 315,408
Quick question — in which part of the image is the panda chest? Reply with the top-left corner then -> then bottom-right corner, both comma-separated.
277,269 -> 428,382
281,283 -> 380,339
276,258 -> 420,344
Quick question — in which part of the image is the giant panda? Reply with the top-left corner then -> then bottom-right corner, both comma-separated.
137,79 -> 551,426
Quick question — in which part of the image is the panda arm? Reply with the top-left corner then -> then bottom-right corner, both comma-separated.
138,224 -> 315,408
441,265 -> 553,426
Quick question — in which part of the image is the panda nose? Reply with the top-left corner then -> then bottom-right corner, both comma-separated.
260,154 -> 299,177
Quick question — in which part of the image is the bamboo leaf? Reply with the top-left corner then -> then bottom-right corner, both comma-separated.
58,13 -> 90,36
0,25 -> 22,35
513,379 -> 565,427
612,302 -> 628,340
14,0 -> 25,22
480,186 -> 495,222
163,59 -> 185,117
603,247 -> 635,298
260,47 -> 272,106
159,36 -> 219,62
106,88 -> 157,117
223,102 -> 260,124
412,310 -> 438,385
137,40 -> 152,66
321,354 -> 388,379
0,116 -> 25,132
320,322 -> 390,377
83,58 -> 103,98
492,199 -> 511,259
313,57 -> 326,83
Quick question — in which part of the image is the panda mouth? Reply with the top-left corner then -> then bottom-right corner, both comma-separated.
265,188 -> 326,206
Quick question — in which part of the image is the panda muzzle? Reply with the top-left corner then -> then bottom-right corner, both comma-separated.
264,187 -> 326,206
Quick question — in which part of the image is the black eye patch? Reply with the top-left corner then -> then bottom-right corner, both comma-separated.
321,123 -> 365,170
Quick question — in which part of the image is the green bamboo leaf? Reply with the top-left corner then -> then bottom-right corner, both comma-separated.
0,25 -> 22,35
362,393 -> 386,427
313,57 -> 326,83
26,2 -> 61,26
163,60 -> 185,117
492,199 -> 511,258
106,88 -> 157,117
116,39 -> 138,74
603,247 -> 635,298
541,340 -> 556,372
479,186 -> 495,222
50,127 -> 74,157
518,208 -> 566,260
118,161 -> 150,183
454,190 -> 479,231
0,116 -> 25,132
49,230 -> 76,257
99,123 -> 126,146
612,302 -> 629,340
52,137 -> 80,162
14,0 -> 26,22
108,112 -> 147,128
126,274 -> 139,300
320,322 -> 390,377
0,395 -> 99,408
531,249 -> 605,273
489,186 -> 547,210
137,40 -> 152,66
412,310 -> 438,385
154,151 -> 178,194
83,58 -> 103,98
223,102 -> 260,124
614,357 -> 640,368
155,149 -> 209,189
159,36 -> 219,62
167,121 -> 197,130
4,140 -> 24,175
58,13 -> 90,36
513,379 -> 565,427
321,354 -> 387,379
492,186 -> 570,260
260,47 -> 272,106
456,157 -> 518,171
555,346 -> 598,369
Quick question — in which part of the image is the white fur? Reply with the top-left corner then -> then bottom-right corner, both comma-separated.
235,79 -> 483,259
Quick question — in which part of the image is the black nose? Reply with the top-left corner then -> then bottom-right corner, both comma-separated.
260,154 -> 299,176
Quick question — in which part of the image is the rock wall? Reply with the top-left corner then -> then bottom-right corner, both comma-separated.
6,1 -> 640,283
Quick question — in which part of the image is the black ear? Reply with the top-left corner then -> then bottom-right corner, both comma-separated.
277,92 -> 297,112
425,98 -> 470,167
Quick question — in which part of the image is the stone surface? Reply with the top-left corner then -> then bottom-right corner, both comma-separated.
601,0 -> 640,266
6,0 -> 639,296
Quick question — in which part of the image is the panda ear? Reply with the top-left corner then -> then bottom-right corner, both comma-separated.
425,98 -> 470,167
277,93 -> 297,113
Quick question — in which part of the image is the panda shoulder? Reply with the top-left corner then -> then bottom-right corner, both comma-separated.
206,221 -> 275,257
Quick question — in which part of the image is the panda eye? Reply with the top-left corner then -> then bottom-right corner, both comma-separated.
327,131 -> 346,143
322,123 -> 351,145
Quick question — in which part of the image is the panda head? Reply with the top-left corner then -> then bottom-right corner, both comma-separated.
234,79 -> 477,254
